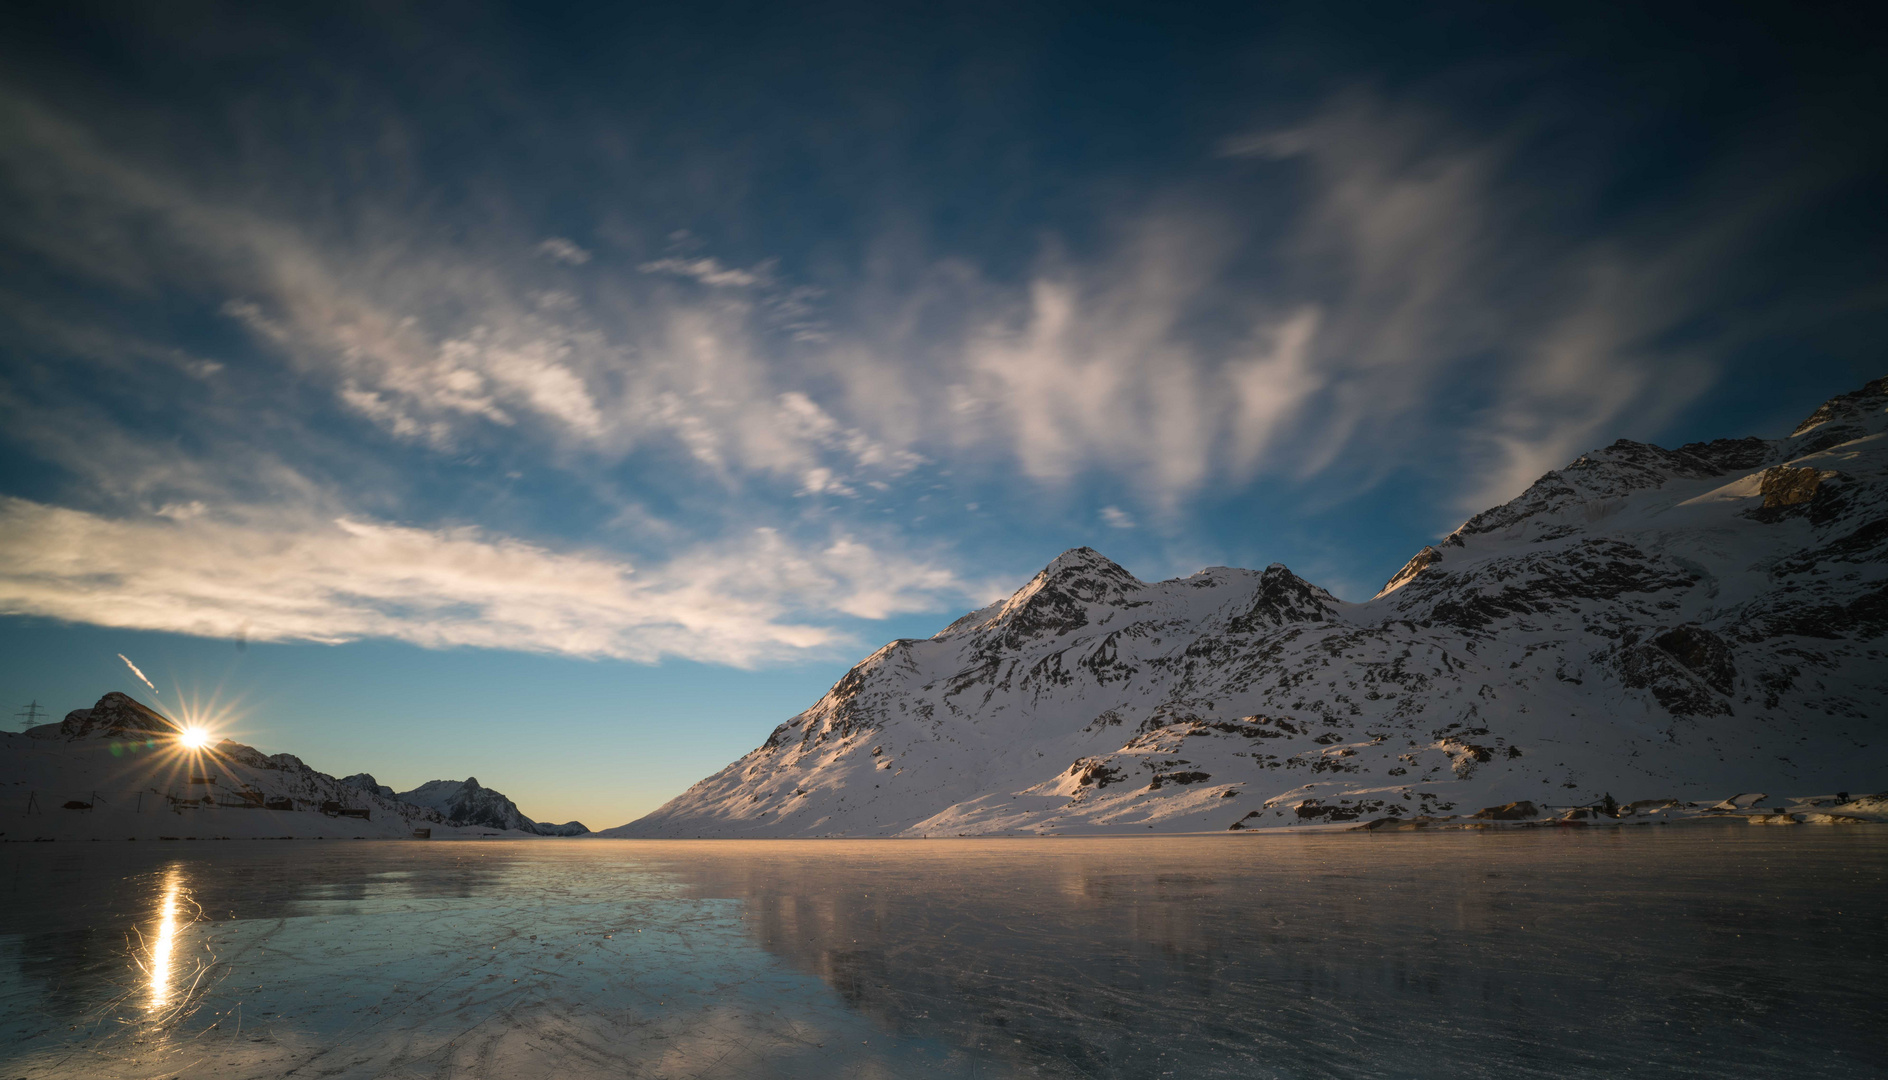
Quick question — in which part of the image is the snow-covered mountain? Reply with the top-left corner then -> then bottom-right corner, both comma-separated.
606,377 -> 1888,837
1,692 -> 580,840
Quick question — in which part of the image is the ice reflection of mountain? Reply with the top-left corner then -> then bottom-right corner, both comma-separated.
666,833 -> 1888,1079
1,834 -> 1884,1078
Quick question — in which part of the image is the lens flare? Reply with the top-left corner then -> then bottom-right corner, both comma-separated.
178,727 -> 212,749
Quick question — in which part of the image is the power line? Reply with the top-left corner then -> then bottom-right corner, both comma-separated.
15,700 -> 47,730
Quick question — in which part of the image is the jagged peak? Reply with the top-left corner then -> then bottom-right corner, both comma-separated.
936,548 -> 1142,640
1006,547 -> 1141,609
58,691 -> 179,740
1038,546 -> 1139,582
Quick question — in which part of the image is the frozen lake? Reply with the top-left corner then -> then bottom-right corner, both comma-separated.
1,829 -> 1884,1078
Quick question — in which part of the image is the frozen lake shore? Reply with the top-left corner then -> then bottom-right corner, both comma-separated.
2,829 -> 1884,1078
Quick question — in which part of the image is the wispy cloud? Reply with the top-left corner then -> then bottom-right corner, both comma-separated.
639,256 -> 769,288
0,71 -> 1858,665
536,237 -> 591,265
0,89 -> 919,501
0,498 -> 972,666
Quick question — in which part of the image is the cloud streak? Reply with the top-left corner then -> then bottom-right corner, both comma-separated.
0,63 -> 1867,658
118,653 -> 158,694
0,498 -> 972,666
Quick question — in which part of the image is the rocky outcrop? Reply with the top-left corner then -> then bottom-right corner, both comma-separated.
340,772 -> 398,800
396,777 -> 589,836
1761,465 -> 1826,508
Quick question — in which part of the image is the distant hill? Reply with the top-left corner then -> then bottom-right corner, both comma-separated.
1,692 -> 584,840
606,377 -> 1888,836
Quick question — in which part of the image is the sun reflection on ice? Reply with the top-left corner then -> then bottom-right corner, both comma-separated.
147,865 -> 185,1013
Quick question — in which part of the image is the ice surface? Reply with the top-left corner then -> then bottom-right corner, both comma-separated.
1,831 -> 1885,1078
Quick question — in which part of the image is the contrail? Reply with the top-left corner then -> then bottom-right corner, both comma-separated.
118,653 -> 159,694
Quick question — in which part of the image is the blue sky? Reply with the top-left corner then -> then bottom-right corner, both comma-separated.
1,1 -> 1883,827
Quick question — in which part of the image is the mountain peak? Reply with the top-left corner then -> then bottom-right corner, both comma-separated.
614,372 -> 1888,839
1228,563 -> 1339,631
1038,546 -> 1135,579
56,691 -> 179,740
1014,547 -> 1140,607
935,547 -> 1141,643
1790,375 -> 1888,446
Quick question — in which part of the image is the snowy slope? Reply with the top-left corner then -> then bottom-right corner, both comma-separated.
0,692 -> 551,841
607,377 -> 1888,837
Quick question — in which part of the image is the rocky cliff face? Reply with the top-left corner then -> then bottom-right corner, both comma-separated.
607,377 -> 1888,836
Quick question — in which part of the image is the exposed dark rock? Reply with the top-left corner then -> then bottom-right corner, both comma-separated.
1674,436 -> 1773,473
1618,643 -> 1732,717
1227,565 -> 1338,631
1742,583 -> 1888,641
1472,800 -> 1540,820
1146,770 -> 1212,789
1294,799 -> 1362,821
1068,758 -> 1126,788
1649,626 -> 1736,696
1405,540 -> 1697,630
1771,518 -> 1888,574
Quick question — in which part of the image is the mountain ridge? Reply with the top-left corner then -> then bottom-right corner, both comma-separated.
3,692 -> 585,840
605,375 -> 1888,837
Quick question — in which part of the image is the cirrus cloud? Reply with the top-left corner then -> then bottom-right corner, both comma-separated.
0,497 -> 972,666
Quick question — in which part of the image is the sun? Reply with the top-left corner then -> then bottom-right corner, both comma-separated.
178,727 -> 213,750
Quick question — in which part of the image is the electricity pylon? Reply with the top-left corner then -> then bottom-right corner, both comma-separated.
15,700 -> 46,730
